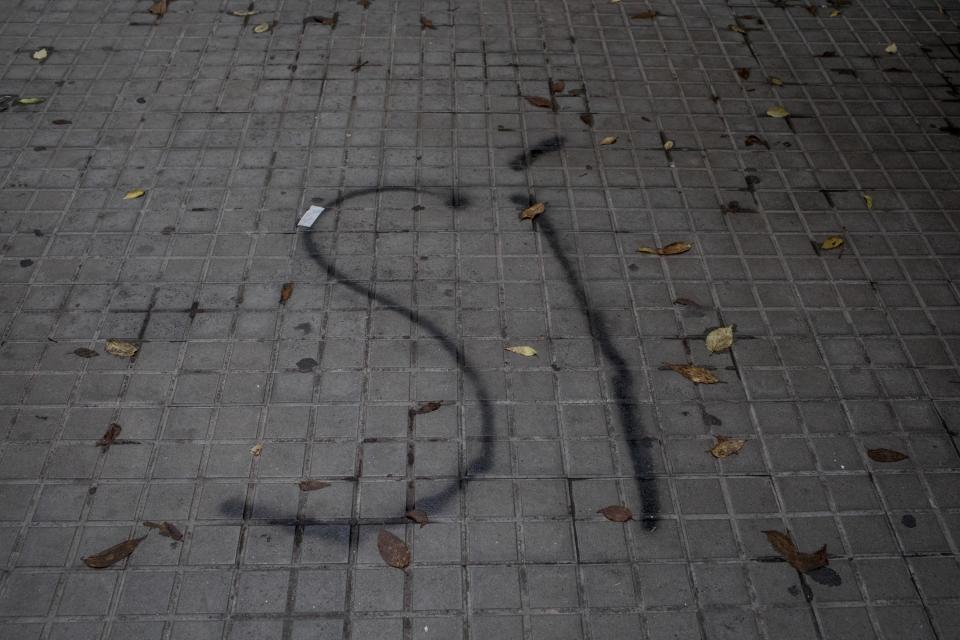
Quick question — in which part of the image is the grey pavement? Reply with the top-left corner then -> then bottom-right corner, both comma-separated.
1,0 -> 959,638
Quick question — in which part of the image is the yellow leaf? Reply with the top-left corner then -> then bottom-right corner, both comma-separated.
665,363 -> 720,384
663,140 -> 674,150
250,443 -> 264,456
253,22 -> 272,33
885,43 -> 898,54
105,339 -> 139,358
728,24 -> 746,34
123,189 -> 145,200
829,9 -> 840,16
863,193 -> 873,209
769,76 -> 784,86
600,136 -> 617,145
230,9 -> 259,16
637,241 -> 692,256
520,202 -> 545,221
820,236 -> 844,250
15,97 -> 45,105
32,48 -> 48,61
705,325 -> 734,353
767,105 -> 790,118
505,346 -> 537,357
709,436 -> 746,458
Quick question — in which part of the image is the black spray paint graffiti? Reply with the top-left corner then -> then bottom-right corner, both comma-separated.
220,140 -> 659,530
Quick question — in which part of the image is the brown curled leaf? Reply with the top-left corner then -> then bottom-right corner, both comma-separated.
405,510 -> 430,527
280,282 -> 294,304
637,241 -> 692,255
520,202 -> 545,221
598,505 -> 633,522
82,536 -> 147,569
580,112 -> 594,127
631,10 -> 658,19
148,0 -> 168,16
144,521 -> 183,541
105,339 -> 139,358
665,363 -> 720,384
867,448 -> 909,462
411,401 -> 443,415
377,529 -> 411,569
763,530 -> 828,573
745,134 -> 769,149
550,80 -> 565,94
525,95 -> 552,108
420,15 -> 436,29
709,435 -> 746,458
97,423 -> 122,448
298,479 -> 332,491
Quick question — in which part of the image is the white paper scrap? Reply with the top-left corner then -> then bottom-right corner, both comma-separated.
297,205 -> 326,228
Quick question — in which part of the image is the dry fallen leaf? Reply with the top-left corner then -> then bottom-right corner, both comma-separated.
598,505 -> 633,522
405,510 -> 430,527
706,325 -> 734,352
303,14 -> 337,26
599,136 -> 617,145
830,8 -> 841,16
230,9 -> 259,16
420,15 -> 436,29
377,529 -> 411,569
863,193 -> 873,209
885,43 -> 898,54
769,76 -> 784,86
525,95 -> 552,108
298,479 -> 331,491
73,347 -> 99,358
411,401 -> 443,415
520,202 -> 545,221
105,339 -> 139,358
820,235 -> 844,250
637,241 -> 692,256
665,363 -> 720,384
97,423 -> 122,448
250,443 -> 264,457
767,105 -> 790,118
663,140 -> 674,151
16,97 -> 45,105
550,80 -> 565,94
793,545 -> 830,573
123,189 -> 145,200
764,529 -> 798,558
763,530 -> 829,573
580,113 -> 594,127
709,435 -> 746,458
736,67 -> 750,79
32,48 -> 49,61
505,345 -> 537,357
82,536 -> 147,569
144,521 -> 183,541
631,10 -> 658,19
867,448 -> 909,462
280,282 -> 294,304
149,0 -> 168,16
253,22 -> 273,33
745,134 -> 769,148
728,23 -> 746,34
